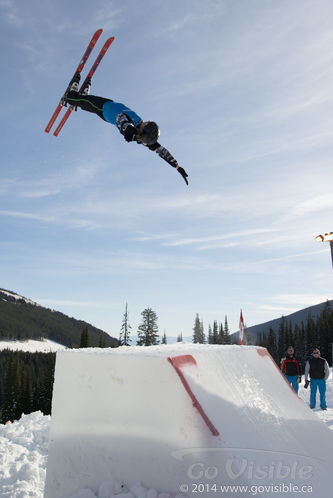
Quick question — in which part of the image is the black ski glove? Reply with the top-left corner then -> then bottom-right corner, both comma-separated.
177,166 -> 188,185
123,125 -> 137,142
304,380 -> 310,389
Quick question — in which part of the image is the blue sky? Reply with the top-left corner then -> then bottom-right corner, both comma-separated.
1,0 -> 333,340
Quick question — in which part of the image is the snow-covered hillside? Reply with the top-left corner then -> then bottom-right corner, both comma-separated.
0,288 -> 40,307
0,339 -> 66,353
1,346 -> 332,498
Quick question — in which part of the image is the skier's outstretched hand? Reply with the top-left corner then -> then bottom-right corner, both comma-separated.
177,166 -> 189,185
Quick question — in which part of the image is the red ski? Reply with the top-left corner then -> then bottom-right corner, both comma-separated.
45,29 -> 103,134
53,36 -> 115,137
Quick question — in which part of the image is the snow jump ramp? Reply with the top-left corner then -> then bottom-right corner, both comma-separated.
45,344 -> 333,497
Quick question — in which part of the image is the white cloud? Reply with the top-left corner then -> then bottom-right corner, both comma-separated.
0,210 -> 56,223
0,0 -> 22,26
290,193 -> 333,217
1,160 -> 104,199
158,228 -> 283,248
37,298 -> 109,309
92,4 -> 124,32
272,293 -> 332,307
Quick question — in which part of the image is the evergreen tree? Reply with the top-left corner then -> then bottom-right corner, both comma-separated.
137,308 -> 159,346
119,302 -> 132,346
192,314 -> 205,343
278,316 -> 288,360
37,358 -> 54,415
317,301 -> 333,362
80,326 -> 89,348
207,324 -> 213,344
223,316 -> 231,344
0,351 -> 56,423
212,321 -> 219,344
200,320 -> 205,343
193,314 -> 201,343
98,333 -> 107,348
21,369 -> 32,415
218,322 -> 224,344
1,354 -> 21,422
257,332 -> 263,346
244,327 -> 253,345
161,332 -> 167,344
267,327 -> 278,363
306,314 -> 318,356
177,332 -> 183,342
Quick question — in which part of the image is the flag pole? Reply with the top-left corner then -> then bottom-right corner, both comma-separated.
239,309 -> 244,346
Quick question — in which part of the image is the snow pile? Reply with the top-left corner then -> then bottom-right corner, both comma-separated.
0,338 -> 66,353
67,481 -> 186,498
0,410 -> 186,498
0,411 -> 50,497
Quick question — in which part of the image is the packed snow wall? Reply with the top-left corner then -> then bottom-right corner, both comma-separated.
45,344 -> 333,498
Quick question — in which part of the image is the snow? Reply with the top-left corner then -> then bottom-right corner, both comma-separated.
0,338 -> 66,353
0,289 -> 40,307
46,344 -> 333,497
0,411 -> 50,497
0,345 -> 332,498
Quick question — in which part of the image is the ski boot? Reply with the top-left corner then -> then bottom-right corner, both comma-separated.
69,72 -> 81,92
62,72 -> 81,106
81,77 -> 92,96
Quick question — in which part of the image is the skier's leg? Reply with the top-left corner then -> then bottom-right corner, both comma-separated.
291,376 -> 299,394
318,379 -> 327,409
65,91 -> 112,121
285,375 -> 297,393
310,379 -> 317,408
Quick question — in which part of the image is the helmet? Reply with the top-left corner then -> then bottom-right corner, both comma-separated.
140,121 -> 160,145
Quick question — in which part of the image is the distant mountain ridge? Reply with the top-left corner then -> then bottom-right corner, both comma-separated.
0,288 -> 118,348
232,300 -> 333,343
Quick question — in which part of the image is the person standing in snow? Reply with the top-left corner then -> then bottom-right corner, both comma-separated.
280,346 -> 301,393
63,73 -> 189,185
304,348 -> 330,410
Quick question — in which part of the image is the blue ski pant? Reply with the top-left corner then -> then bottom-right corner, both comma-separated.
285,374 -> 299,394
65,92 -> 142,126
310,379 -> 327,409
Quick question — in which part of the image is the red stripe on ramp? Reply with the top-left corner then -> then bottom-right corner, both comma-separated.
167,355 -> 220,437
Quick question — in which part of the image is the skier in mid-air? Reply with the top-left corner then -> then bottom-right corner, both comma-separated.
63,73 -> 189,185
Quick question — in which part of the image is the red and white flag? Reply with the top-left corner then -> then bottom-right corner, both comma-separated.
239,309 -> 245,345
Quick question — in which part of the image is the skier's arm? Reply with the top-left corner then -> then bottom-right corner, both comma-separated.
116,113 -> 137,142
324,360 -> 330,380
296,359 -> 302,382
116,113 -> 188,184
280,357 -> 286,372
146,142 -> 188,185
304,361 -> 310,381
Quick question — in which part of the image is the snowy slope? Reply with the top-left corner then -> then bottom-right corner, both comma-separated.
44,344 -> 333,498
0,338 -> 66,353
0,288 -> 40,307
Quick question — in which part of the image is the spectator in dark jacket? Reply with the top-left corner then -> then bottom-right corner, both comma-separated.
280,346 -> 301,393
304,348 -> 329,410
